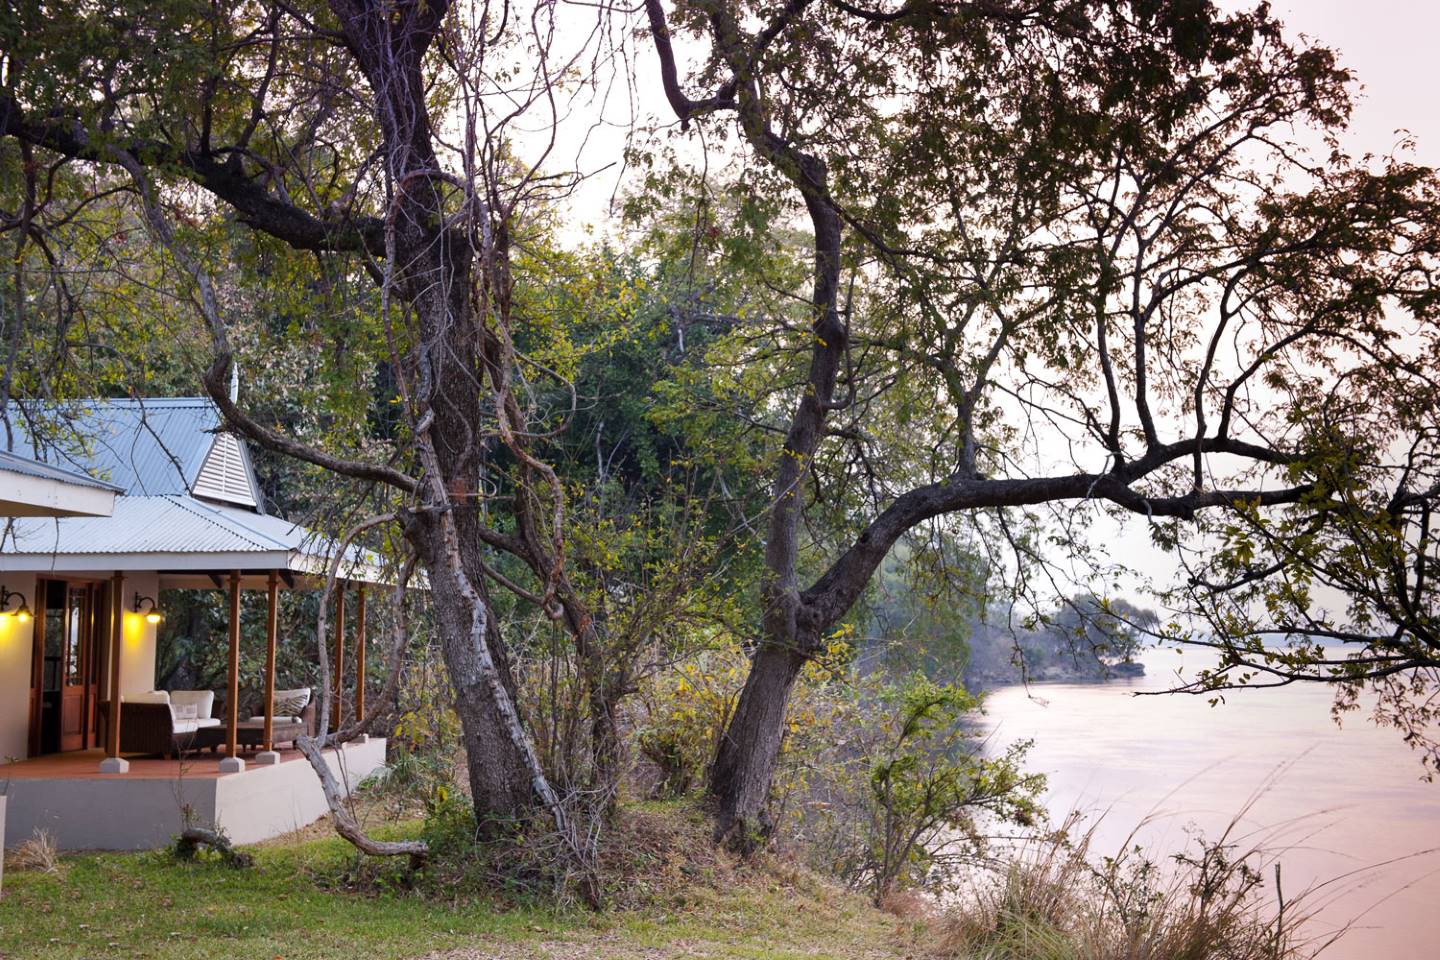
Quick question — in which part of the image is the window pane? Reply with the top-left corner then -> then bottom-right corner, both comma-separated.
66,587 -> 86,685
43,580 -> 64,691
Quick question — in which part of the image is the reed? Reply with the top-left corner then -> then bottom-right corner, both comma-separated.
934,808 -> 1343,960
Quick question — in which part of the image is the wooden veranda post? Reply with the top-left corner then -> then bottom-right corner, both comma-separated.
226,572 -> 241,759
332,581 -> 346,730
263,571 -> 279,752
354,584 -> 366,725
104,572 -> 125,760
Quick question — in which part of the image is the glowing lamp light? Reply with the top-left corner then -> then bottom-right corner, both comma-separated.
0,585 -> 30,622
133,592 -> 163,624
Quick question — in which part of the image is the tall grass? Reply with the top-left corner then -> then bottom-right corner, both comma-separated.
935,809 -> 1344,960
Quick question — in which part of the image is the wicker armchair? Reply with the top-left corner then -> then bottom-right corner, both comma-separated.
197,696 -> 318,753
98,701 -> 200,758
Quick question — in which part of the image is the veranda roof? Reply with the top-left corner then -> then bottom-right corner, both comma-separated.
0,449 -> 122,518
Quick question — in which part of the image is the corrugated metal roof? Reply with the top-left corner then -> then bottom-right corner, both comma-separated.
0,449 -> 124,492
0,494 -> 376,571
9,398 -> 223,496
2,496 -> 283,555
1,400 -> 391,583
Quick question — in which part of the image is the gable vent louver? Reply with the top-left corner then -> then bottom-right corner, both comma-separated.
192,433 -> 258,508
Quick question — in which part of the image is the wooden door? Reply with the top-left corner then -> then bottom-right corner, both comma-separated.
58,584 -> 98,752
28,578 -> 102,755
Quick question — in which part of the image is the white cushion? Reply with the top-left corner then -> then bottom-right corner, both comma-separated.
169,690 -> 215,719
273,688 -> 311,715
172,704 -> 199,722
193,718 -> 222,729
125,691 -> 170,705
173,720 -> 200,735
248,715 -> 301,725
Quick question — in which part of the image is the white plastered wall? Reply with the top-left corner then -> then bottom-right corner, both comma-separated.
116,571 -> 160,700
0,573 -> 37,763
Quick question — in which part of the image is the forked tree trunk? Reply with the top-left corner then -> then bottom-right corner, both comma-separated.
321,0 -> 550,831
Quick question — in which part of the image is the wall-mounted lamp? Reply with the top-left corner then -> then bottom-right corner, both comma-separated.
133,592 -> 163,624
0,586 -> 31,623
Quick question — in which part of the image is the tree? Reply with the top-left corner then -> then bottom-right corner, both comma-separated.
0,0 -> 628,866
639,0 -> 1440,844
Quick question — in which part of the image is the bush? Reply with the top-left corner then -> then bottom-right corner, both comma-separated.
635,647 -> 749,798
793,672 -> 1044,902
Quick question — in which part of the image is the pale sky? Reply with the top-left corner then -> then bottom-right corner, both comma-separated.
552,1 -> 1440,229
1266,0 -> 1439,167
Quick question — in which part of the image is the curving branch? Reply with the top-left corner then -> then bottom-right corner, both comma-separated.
0,97 -> 386,254
203,355 -> 420,493
642,0 -> 738,128
105,146 -> 420,493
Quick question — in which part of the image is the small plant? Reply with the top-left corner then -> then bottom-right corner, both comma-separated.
9,829 -> 62,874
778,661 -> 1045,904
866,677 -> 1043,900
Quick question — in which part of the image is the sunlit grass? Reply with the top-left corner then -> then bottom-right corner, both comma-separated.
0,809 -> 898,960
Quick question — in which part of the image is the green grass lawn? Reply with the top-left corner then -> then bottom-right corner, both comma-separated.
0,820 -> 906,960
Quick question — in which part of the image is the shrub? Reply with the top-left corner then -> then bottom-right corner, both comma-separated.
635,647 -> 749,798
794,672 -> 1045,902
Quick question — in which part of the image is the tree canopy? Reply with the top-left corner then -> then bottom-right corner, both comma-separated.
2,0 -> 1438,866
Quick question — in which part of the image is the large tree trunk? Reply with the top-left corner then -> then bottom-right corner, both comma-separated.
322,0 -> 550,830
709,641 -> 808,848
411,516 -> 537,824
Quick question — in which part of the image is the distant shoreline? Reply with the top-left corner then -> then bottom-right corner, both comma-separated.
967,659 -> 1145,691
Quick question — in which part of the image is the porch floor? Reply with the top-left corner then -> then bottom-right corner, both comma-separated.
2,746 -> 314,780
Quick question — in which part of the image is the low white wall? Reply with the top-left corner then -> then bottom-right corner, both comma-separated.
216,739 -> 389,845
1,740 -> 388,850
2,771 -> 217,850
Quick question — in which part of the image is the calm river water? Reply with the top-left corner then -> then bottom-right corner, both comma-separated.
975,647 -> 1440,958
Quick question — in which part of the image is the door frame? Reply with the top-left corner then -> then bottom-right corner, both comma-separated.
27,576 -> 107,757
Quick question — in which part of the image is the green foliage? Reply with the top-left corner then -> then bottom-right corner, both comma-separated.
636,647 -> 749,798
805,673 -> 1045,902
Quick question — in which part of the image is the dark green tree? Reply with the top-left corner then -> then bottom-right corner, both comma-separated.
640,0 -> 1440,843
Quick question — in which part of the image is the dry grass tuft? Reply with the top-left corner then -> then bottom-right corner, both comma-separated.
934,810 -> 1339,960
878,887 -> 933,920
8,829 -> 63,875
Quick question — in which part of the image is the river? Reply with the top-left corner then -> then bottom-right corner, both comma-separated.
974,646 -> 1440,958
